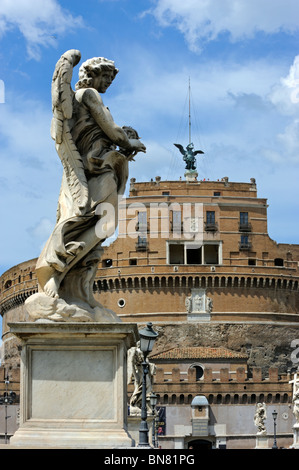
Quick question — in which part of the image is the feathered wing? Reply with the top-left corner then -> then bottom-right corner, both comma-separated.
127,347 -> 135,385
51,49 -> 89,216
173,143 -> 185,155
194,150 -> 204,156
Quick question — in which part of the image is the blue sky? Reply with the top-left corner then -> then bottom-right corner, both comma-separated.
0,0 -> 299,278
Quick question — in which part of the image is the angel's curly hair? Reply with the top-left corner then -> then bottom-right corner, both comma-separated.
75,57 -> 118,90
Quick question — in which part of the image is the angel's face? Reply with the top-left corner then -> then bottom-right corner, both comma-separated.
93,71 -> 115,93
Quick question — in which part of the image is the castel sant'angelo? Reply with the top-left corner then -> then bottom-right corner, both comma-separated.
2,169 -> 299,369
1,139 -> 299,448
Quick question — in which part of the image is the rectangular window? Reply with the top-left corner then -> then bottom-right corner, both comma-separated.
129,259 -> 137,265
239,212 -> 251,231
240,212 -> 248,225
169,244 -> 184,264
186,246 -> 202,265
205,211 -> 218,231
239,235 -> 251,250
206,211 -> 215,224
168,242 -> 221,265
137,211 -> 147,233
204,244 -> 219,264
172,211 -> 182,233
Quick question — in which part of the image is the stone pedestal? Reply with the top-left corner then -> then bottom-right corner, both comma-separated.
185,169 -> 198,182
255,435 -> 269,449
9,321 -> 138,448
290,423 -> 299,448
127,415 -> 155,447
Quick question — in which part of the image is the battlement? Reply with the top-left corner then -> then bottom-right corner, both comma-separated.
144,366 -> 293,406
154,366 -> 287,383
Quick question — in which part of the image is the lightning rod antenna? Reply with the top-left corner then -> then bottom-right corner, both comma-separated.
188,77 -> 191,144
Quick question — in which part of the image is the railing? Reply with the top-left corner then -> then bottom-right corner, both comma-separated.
239,242 -> 252,250
205,222 -> 218,232
239,222 -> 252,232
135,238 -> 148,251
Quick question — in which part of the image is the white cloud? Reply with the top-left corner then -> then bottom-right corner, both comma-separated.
0,0 -> 83,59
277,120 -> 299,160
268,55 -> 299,115
261,56 -> 299,164
147,0 -> 299,51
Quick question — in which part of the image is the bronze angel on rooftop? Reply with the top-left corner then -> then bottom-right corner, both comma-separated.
26,49 -> 146,322
174,142 -> 204,171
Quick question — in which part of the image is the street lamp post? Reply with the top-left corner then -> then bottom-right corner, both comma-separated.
272,410 -> 278,449
137,322 -> 158,448
150,392 -> 158,448
0,374 -> 17,444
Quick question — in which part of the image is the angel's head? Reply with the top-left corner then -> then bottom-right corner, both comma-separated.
75,57 -> 119,93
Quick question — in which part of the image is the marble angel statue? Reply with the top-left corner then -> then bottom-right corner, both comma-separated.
127,342 -> 156,415
25,49 -> 146,322
292,373 -> 299,423
254,402 -> 267,435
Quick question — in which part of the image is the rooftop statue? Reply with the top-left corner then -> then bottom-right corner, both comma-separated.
254,402 -> 267,436
174,142 -> 204,171
291,372 -> 299,424
25,49 -> 146,322
127,342 -> 156,416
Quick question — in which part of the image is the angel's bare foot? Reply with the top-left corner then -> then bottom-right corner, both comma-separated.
44,275 -> 60,298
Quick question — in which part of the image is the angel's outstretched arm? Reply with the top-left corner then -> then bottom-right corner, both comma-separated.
77,88 -> 146,155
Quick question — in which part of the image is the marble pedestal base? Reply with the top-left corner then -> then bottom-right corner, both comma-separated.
255,435 -> 269,449
9,321 -> 138,448
290,423 -> 299,448
127,415 -> 154,447
184,170 -> 198,182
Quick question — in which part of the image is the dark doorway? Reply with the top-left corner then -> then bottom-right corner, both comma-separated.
187,439 -> 212,450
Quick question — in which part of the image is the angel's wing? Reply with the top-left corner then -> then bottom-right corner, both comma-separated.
173,143 -> 186,155
193,150 -> 204,156
51,49 -> 89,216
127,347 -> 136,384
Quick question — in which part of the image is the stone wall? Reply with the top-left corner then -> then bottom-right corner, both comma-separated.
151,322 -> 299,376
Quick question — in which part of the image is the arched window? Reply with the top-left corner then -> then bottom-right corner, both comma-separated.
225,394 -> 231,404
282,393 -> 289,403
250,394 -> 256,404
241,394 -> 247,404
267,394 -> 272,403
189,364 -> 204,381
